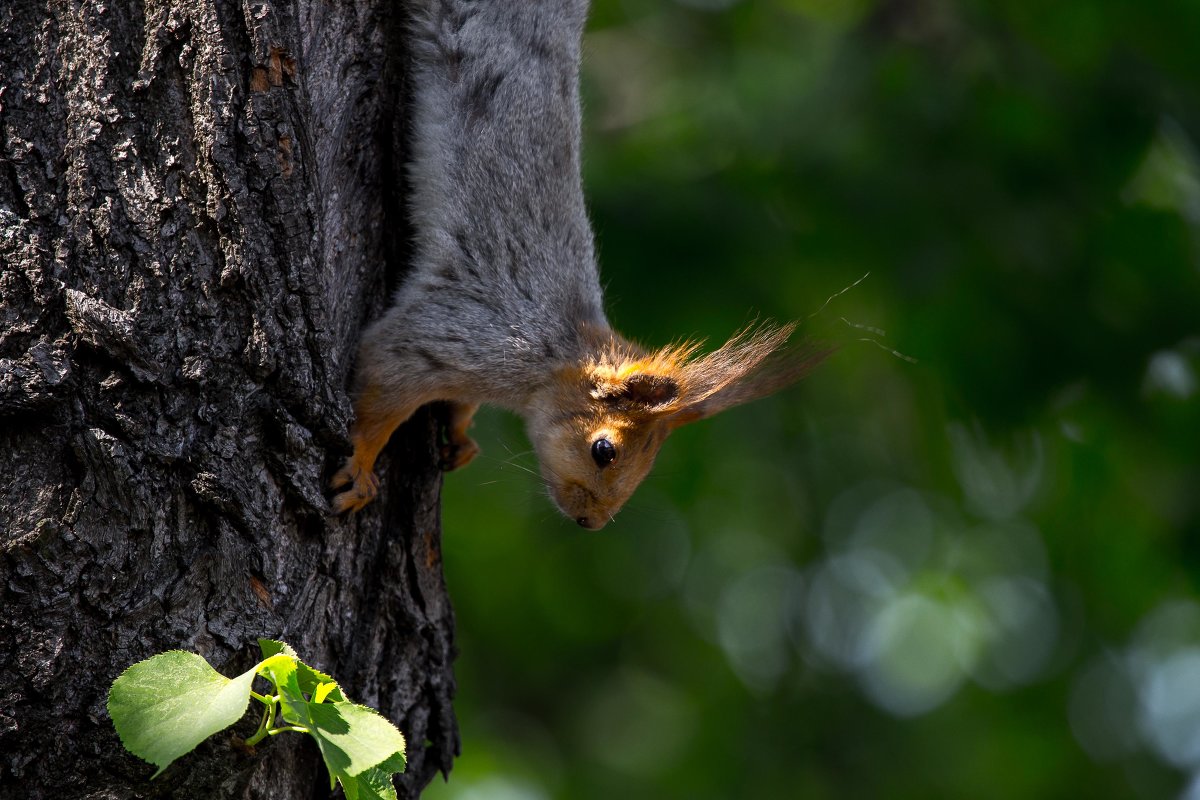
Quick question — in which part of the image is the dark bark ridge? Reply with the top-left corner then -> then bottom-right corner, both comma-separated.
1,0 -> 458,797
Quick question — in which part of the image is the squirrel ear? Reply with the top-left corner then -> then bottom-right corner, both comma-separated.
621,373 -> 680,407
596,372 -> 680,411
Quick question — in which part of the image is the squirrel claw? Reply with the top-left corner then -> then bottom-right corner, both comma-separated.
439,438 -> 479,472
330,459 -> 379,514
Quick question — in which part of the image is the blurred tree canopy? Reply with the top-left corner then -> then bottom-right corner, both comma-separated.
426,0 -> 1200,798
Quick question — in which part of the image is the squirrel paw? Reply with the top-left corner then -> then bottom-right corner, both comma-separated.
439,437 -> 480,472
330,458 -> 380,514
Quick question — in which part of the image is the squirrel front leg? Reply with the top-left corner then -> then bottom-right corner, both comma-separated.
331,380 -> 422,514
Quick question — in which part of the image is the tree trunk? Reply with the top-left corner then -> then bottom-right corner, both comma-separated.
0,0 -> 458,797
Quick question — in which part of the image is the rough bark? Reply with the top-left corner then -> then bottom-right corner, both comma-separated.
0,0 -> 458,797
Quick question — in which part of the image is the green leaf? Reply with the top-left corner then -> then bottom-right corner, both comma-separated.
373,750 -> 408,775
257,641 -> 339,703
279,695 -> 406,786
107,651 -> 258,777
257,638 -> 297,660
340,766 -> 399,800
308,701 -> 407,778
261,658 -> 310,735
313,681 -> 338,704
256,652 -> 299,696
298,662 -> 345,702
109,639 -> 405,791
258,639 -> 346,702
261,661 -> 341,790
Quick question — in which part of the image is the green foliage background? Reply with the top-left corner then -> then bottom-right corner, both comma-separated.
426,0 -> 1200,797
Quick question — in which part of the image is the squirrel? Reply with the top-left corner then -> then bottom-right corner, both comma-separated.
330,0 -> 825,529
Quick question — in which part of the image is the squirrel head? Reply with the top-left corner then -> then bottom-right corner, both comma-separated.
525,322 -> 827,530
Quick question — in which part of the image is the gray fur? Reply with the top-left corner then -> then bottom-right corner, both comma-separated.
359,0 -> 605,412
333,0 -> 816,525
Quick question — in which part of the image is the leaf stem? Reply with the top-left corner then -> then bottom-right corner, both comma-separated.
267,725 -> 309,736
243,695 -> 278,747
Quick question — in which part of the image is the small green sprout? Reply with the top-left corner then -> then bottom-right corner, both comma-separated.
107,639 -> 406,800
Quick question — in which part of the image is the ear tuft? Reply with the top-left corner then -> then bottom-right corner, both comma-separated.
665,321 -> 831,428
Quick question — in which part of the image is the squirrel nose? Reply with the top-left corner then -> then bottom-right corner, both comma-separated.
576,516 -> 591,528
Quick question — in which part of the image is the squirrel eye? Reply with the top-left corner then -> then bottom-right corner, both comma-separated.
591,438 -> 617,467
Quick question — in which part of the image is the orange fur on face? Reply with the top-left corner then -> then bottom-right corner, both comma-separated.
524,321 -> 828,529
525,362 -> 670,529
